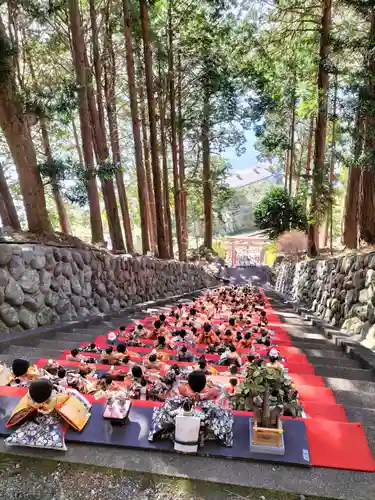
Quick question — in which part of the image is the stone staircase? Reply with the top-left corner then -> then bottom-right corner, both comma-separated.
266,290 -> 375,460
0,278 -> 374,499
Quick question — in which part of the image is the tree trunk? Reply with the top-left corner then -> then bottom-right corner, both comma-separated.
139,0 -> 168,259
68,0 -> 104,245
158,59 -> 173,258
104,7 -> 134,253
202,83 -> 212,249
178,50 -> 188,261
0,163 -> 21,230
288,76 -> 297,196
72,116 -> 84,166
39,118 -> 71,234
343,104 -> 363,248
136,45 -> 157,254
305,116 -> 314,181
307,0 -> 332,257
88,0 -> 124,252
122,0 -> 149,254
358,10 -> 375,244
168,0 -> 183,260
0,16 -> 51,234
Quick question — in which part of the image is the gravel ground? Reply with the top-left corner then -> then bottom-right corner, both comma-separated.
0,454 -> 333,500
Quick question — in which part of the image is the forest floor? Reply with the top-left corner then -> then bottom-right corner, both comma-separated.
0,454 -> 333,500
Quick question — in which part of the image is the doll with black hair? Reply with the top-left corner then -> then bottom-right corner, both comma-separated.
8,359 -> 46,387
66,349 -> 86,363
79,342 -> 104,354
144,353 -> 164,370
6,379 -> 91,450
149,370 -> 233,447
175,345 -> 194,362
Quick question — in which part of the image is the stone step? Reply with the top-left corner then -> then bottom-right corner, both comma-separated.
0,354 -> 39,366
50,332 -> 97,343
38,331 -> 95,343
292,339 -> 344,354
304,348 -> 352,359
308,355 -> 360,367
289,333 -> 328,342
324,377 -> 375,395
314,365 -> 375,382
5,345 -> 62,360
291,340 -> 336,350
35,339 -> 79,351
344,406 -> 375,426
312,357 -> 361,369
335,389 -> 375,410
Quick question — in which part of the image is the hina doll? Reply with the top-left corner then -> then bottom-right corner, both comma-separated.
196,324 -> 219,345
148,367 -> 180,401
236,332 -> 253,349
220,329 -> 235,346
6,379 -> 91,450
43,360 -> 64,377
148,371 -> 233,448
9,359 -> 45,387
134,323 -> 150,339
101,346 -> 123,365
153,335 -> 173,351
107,331 -> 117,345
79,343 -> 103,354
0,362 -> 11,386
66,349 -> 86,363
144,353 -> 164,370
196,359 -> 217,376
66,370 -> 96,393
103,388 -> 132,425
175,346 -> 194,362
267,348 -> 285,375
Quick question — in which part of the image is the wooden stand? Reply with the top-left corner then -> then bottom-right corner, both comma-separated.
249,418 -> 285,455
252,418 -> 284,448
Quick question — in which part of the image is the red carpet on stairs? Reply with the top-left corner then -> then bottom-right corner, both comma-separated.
15,286 -> 375,472
258,288 -> 375,472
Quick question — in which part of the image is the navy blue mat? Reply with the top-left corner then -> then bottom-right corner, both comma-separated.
0,396 -> 311,466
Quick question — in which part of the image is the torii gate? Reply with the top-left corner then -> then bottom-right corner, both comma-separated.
224,234 -> 268,267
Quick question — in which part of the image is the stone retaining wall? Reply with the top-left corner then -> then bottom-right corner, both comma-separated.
274,252 -> 375,348
0,244 -> 219,336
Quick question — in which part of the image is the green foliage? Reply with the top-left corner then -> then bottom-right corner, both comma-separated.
37,157 -> 70,184
254,187 -> 307,240
230,358 -> 300,414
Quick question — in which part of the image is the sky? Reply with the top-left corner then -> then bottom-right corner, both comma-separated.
223,129 -> 273,187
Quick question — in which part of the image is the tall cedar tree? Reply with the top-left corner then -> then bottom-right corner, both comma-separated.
343,97 -> 363,248
103,5 -> 134,253
68,0 -> 104,244
122,0 -> 150,253
88,0 -> 125,251
136,43 -> 157,253
0,16 -> 51,233
139,0 -> 168,258
358,9 -> 375,244
307,0 -> 332,256
0,162 -> 20,230
168,0 -> 183,259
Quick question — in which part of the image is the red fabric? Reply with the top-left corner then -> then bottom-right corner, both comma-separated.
305,419 -> 375,471
303,402 -> 348,422
296,385 -> 336,405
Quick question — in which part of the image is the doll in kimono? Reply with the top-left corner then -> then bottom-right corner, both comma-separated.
267,348 -> 285,375
148,370 -> 233,447
6,378 -> 91,450
66,349 -> 86,363
79,343 -> 104,354
8,359 -> 46,387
